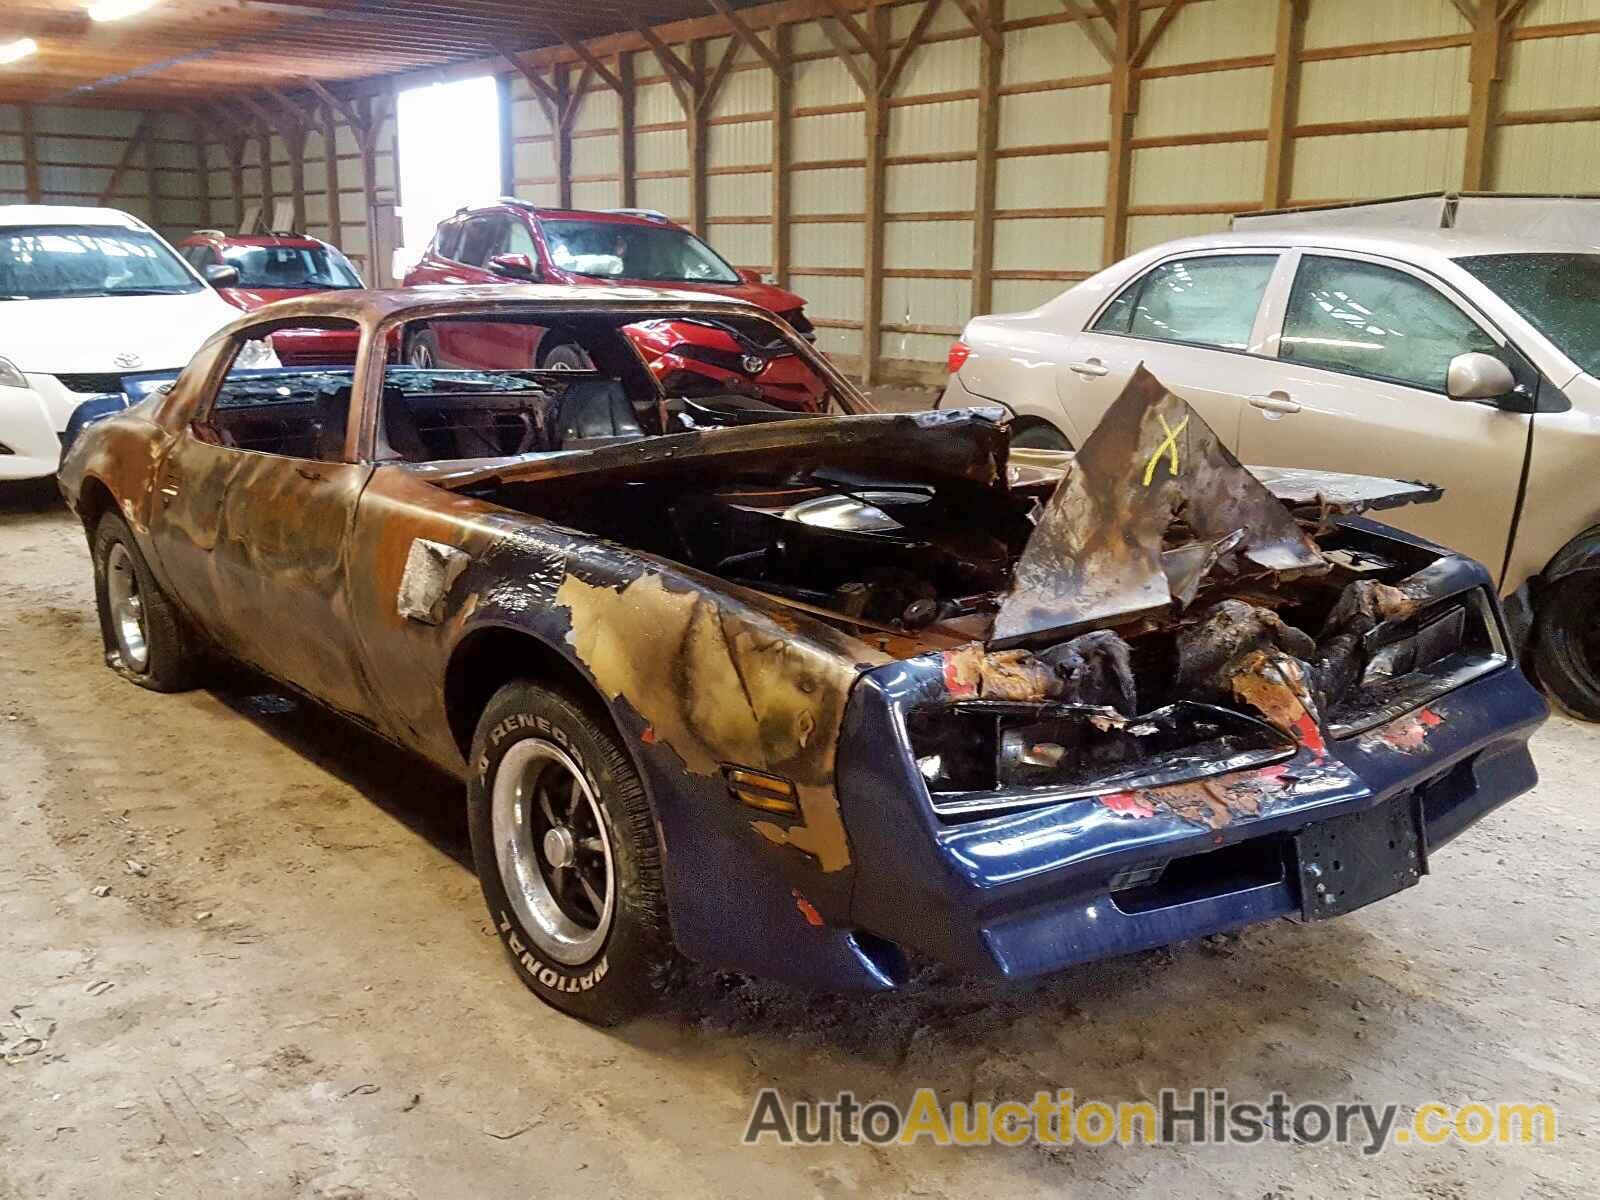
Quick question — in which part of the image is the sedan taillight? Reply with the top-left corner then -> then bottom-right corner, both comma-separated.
947,340 -> 971,374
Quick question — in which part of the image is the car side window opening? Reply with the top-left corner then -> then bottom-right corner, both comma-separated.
457,217 -> 500,268
1092,254 -> 1277,351
1280,255 -> 1501,392
199,321 -> 362,462
436,220 -> 465,262
503,219 -> 538,260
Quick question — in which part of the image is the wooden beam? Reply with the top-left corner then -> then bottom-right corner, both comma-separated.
882,0 -> 945,97
619,50 -> 638,207
258,124 -> 275,232
1130,0 -> 1191,68
1263,0 -> 1304,207
820,0 -> 883,67
771,20 -> 791,288
708,0 -> 785,76
818,12 -> 873,94
556,28 -> 623,93
1103,0 -> 1136,264
1464,0 -> 1511,187
688,38 -> 708,233
145,130 -> 161,235
862,3 -> 889,386
301,77 -> 363,139
951,0 -> 1005,53
98,118 -> 149,205
699,30 -> 744,113
1451,0 -> 1479,24
192,115 -> 212,229
1057,0 -> 1115,65
632,20 -> 702,100
972,0 -> 1003,318
322,103 -> 343,248
20,103 -> 40,204
500,47 -> 561,126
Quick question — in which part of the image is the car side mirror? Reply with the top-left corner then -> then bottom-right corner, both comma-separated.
737,267 -> 765,285
1446,351 -> 1516,402
488,253 -> 539,281
203,263 -> 240,288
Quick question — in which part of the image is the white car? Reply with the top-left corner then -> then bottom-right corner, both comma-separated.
944,224 -> 1600,715
0,206 -> 268,481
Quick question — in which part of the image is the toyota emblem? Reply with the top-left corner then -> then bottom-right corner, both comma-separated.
740,354 -> 765,375
113,351 -> 143,369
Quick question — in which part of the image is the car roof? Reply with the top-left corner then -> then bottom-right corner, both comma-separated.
451,203 -> 682,230
182,231 -> 330,250
1146,226 -> 1600,264
0,204 -> 150,231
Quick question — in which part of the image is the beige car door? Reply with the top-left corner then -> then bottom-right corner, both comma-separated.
1054,250 -> 1288,449
1237,250 -> 1530,576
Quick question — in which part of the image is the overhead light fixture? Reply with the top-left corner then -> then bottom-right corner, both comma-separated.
0,37 -> 38,65
88,0 -> 160,21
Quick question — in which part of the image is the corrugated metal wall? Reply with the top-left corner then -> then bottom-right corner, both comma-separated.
0,105 -> 161,221
21,0 -> 1594,383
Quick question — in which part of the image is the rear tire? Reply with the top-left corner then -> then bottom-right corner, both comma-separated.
539,341 -> 593,371
91,512 -> 208,692
467,681 -> 677,1024
1530,573 -> 1600,720
1008,418 -> 1073,451
407,328 -> 440,369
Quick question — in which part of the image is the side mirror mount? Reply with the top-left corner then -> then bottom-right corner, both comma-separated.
737,267 -> 766,286
1446,351 -> 1516,402
488,252 -> 539,281
203,263 -> 240,288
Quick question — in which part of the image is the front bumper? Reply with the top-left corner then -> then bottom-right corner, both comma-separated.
837,658 -> 1546,982
0,380 -> 68,481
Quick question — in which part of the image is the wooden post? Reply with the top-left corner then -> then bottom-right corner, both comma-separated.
688,38 -> 708,234
1463,0 -> 1516,190
227,140 -> 245,231
557,64 -> 575,209
258,126 -> 275,228
145,133 -> 161,232
771,21 -> 791,289
1263,0 -> 1304,208
191,118 -> 212,228
619,50 -> 637,208
1103,0 -> 1137,265
861,4 -> 888,386
284,125 -> 307,231
323,105 -> 343,247
971,0 -> 1003,318
20,103 -> 41,204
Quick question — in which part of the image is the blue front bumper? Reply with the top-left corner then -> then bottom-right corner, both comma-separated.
836,659 -> 1546,982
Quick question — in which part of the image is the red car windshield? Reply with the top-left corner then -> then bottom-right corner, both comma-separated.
221,245 -> 363,289
540,220 -> 740,285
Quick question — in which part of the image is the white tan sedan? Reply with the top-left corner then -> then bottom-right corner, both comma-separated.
943,227 -> 1600,717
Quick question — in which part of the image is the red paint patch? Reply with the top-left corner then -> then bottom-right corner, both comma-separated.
792,891 -> 825,927
1373,706 -> 1443,753
941,651 -> 978,698
640,726 -> 657,744
1291,712 -> 1327,757
1420,706 -> 1443,728
1100,790 -> 1158,818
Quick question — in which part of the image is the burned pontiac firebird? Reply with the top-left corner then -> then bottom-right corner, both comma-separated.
59,286 -> 1546,1024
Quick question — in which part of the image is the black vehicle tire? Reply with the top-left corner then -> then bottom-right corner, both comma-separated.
1008,417 -> 1074,451
407,328 -> 441,369
91,511 -> 208,692
539,341 -> 593,371
467,681 -> 677,1024
1530,572 -> 1600,720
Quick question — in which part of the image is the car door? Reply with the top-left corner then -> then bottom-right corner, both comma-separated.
1054,250 -> 1290,449
1236,250 -> 1530,574
149,322 -> 377,718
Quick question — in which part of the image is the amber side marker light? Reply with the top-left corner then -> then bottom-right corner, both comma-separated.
724,766 -> 801,816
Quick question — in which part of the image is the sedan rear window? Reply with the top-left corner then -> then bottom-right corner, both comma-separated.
1457,252 -> 1600,378
1092,254 -> 1277,351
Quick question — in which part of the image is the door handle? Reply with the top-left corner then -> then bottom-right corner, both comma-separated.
1067,359 -> 1109,378
1249,392 -> 1301,415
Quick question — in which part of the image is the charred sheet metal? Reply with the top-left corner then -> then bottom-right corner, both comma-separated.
992,367 -> 1326,648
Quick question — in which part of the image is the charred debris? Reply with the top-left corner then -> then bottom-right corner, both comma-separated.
440,367 -> 1448,753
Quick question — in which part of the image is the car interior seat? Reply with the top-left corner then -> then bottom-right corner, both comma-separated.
557,379 -> 645,447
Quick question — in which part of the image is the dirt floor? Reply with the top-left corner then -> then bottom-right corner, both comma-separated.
1,474 -> 1595,1200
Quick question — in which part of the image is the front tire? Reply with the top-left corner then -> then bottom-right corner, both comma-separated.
1531,573 -> 1600,719
467,681 -> 676,1024
1008,417 -> 1074,451
91,512 -> 208,692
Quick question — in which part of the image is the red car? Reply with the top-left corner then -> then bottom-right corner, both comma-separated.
402,202 -> 824,410
179,231 -> 365,365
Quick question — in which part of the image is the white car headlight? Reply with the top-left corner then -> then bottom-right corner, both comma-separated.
234,338 -> 281,370
0,356 -> 28,391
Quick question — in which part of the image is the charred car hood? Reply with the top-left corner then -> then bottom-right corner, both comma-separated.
422,387 -> 1439,646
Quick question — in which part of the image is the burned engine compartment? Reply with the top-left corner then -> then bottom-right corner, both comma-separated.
444,369 -> 1505,821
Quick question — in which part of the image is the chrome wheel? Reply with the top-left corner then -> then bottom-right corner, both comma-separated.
105,542 -> 149,672
492,740 -> 615,965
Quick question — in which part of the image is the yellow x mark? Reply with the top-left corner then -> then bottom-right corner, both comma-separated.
1142,414 -> 1189,487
